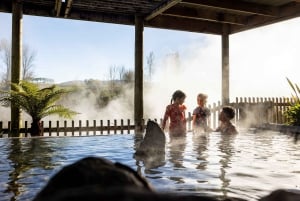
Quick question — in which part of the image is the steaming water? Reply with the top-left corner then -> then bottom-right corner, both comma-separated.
0,130 -> 299,201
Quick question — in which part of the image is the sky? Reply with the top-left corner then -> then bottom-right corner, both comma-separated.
1,12 -> 300,113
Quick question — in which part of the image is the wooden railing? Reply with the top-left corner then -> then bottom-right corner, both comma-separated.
0,97 -> 295,137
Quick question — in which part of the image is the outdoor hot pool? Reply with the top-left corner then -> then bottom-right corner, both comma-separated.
0,130 -> 299,201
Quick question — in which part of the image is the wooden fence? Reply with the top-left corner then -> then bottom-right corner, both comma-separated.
0,97 -> 295,137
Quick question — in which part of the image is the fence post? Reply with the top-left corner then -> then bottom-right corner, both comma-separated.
100,120 -> 103,135
107,120 -> 110,134
72,120 -> 74,136
64,121 -> 67,136
86,120 -> 89,136
187,112 -> 192,132
213,102 -> 217,129
49,121 -> 52,136
79,120 -> 82,136
25,121 -> 28,137
56,121 -> 59,136
120,119 -> 124,134
93,120 -> 96,135
8,121 -> 11,136
127,119 -> 130,134
114,119 -> 117,134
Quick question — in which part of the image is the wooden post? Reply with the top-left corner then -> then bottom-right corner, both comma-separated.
107,120 -> 110,134
86,120 -> 89,135
222,24 -> 230,105
64,120 -> 67,136
79,120 -> 82,136
134,15 -> 144,135
11,0 -> 23,137
120,119 -> 124,134
72,120 -> 74,136
49,121 -> 52,136
100,120 -> 103,135
56,121 -> 59,136
114,119 -> 117,134
93,120 -> 96,135
127,119 -> 130,134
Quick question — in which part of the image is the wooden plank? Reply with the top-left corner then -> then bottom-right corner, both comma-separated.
134,15 -> 144,134
182,0 -> 278,17
164,6 -> 247,25
146,0 -> 182,21
145,15 -> 222,35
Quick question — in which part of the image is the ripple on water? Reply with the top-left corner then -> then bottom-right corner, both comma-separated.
0,131 -> 300,201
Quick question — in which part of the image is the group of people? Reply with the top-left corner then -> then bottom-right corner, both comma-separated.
161,90 -> 238,137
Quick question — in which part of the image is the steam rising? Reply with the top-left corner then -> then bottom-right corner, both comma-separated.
1,16 -> 300,125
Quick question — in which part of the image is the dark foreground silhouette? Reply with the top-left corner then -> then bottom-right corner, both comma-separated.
33,156 -> 300,201
33,156 -> 221,201
134,120 -> 166,169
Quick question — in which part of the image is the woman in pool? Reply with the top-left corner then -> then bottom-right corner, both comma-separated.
161,90 -> 187,137
215,106 -> 238,135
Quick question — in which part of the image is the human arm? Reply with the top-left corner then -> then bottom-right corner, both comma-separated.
161,106 -> 169,130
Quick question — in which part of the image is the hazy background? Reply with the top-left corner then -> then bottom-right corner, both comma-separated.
1,13 -> 300,121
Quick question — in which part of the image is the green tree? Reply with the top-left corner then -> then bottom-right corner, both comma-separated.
284,77 -> 300,126
0,81 -> 78,136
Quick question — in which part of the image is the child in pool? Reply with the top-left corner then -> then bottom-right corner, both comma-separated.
216,106 -> 238,135
161,90 -> 187,137
192,93 -> 213,133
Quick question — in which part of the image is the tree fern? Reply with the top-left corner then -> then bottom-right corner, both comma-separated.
0,81 -> 78,136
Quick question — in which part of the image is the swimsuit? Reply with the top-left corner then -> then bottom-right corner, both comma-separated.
162,103 -> 186,136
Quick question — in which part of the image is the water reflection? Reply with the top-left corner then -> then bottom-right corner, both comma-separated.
167,136 -> 186,184
0,132 -> 299,201
217,134 -> 237,198
192,133 -> 209,171
169,136 -> 186,169
134,134 -> 166,174
5,138 -> 56,201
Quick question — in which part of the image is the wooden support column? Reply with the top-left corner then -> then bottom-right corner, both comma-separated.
134,15 -> 144,134
11,0 -> 23,136
221,24 -> 230,105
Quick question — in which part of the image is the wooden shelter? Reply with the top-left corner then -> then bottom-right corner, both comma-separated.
1,0 -> 300,134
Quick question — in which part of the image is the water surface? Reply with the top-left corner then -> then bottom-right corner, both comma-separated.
0,130 -> 299,201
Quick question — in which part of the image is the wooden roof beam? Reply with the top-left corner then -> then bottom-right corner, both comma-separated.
164,6 -> 247,25
0,0 -> 12,13
231,2 -> 300,34
64,0 -> 73,18
55,0 -> 62,17
145,15 -> 223,35
67,9 -> 135,25
146,0 -> 182,21
181,0 -> 278,17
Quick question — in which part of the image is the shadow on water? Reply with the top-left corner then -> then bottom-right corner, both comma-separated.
134,134 -> 166,175
4,138 -> 56,201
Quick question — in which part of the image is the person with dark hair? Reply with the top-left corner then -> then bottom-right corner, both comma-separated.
215,106 -> 238,135
161,90 -> 187,137
192,93 -> 212,133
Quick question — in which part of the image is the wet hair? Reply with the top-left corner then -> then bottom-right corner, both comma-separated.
222,106 -> 235,120
197,93 -> 208,100
171,90 -> 186,104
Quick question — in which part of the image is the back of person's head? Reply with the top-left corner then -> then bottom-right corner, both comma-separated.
222,106 -> 235,120
171,90 -> 186,103
197,93 -> 208,100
